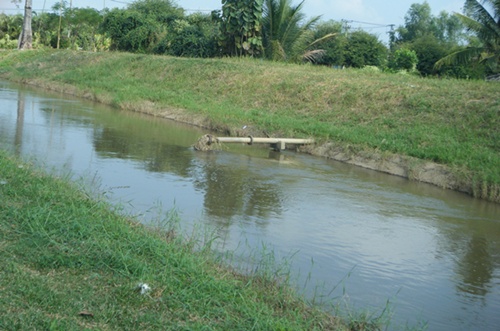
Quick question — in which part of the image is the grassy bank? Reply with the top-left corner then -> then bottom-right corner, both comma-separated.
0,49 -> 498,201
0,150 -> 364,330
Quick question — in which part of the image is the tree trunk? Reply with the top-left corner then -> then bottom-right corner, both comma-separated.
18,0 -> 32,50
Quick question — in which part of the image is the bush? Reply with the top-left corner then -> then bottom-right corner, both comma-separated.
344,31 -> 388,68
0,34 -> 18,49
390,48 -> 418,71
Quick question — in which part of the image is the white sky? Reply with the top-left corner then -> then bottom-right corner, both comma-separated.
1,0 -> 465,42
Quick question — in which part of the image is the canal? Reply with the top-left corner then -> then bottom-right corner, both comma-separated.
1,80 -> 499,330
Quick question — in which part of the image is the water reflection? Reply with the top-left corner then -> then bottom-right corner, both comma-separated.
93,127 -> 194,176
457,235 -> 495,297
193,153 -> 283,222
15,91 -> 25,155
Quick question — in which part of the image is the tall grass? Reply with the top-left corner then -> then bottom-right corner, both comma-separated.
0,49 -> 498,201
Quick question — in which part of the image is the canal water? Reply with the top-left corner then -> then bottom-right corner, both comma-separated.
1,80 -> 499,330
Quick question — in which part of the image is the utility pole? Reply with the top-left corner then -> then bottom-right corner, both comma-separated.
341,19 -> 351,36
388,24 -> 396,51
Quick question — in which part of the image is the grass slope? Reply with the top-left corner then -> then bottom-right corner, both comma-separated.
0,49 -> 498,201
0,150 -> 353,330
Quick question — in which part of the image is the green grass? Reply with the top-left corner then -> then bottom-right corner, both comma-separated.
0,49 -> 498,201
0,150 -> 356,330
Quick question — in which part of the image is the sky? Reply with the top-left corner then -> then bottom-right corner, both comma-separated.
1,0 -> 465,42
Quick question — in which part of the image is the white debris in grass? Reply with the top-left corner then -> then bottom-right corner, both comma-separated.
137,283 -> 151,295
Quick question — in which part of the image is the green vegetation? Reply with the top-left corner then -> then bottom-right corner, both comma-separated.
0,149 -> 356,330
4,0 -> 498,78
219,0 -> 264,57
0,49 -> 498,202
436,0 -> 500,75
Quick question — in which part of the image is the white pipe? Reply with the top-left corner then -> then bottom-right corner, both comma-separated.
215,137 -> 314,144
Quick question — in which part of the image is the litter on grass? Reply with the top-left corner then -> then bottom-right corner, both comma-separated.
137,283 -> 151,295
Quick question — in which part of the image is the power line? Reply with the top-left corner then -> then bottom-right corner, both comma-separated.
343,19 -> 394,29
346,19 -> 389,27
184,9 -> 215,12
110,0 -> 132,4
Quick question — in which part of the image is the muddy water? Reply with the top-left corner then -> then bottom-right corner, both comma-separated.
1,80 -> 499,330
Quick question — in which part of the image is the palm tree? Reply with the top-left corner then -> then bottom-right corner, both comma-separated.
435,0 -> 500,73
262,0 -> 334,62
17,0 -> 32,50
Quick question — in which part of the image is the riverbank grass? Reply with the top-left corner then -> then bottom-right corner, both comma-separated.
0,150 -> 353,330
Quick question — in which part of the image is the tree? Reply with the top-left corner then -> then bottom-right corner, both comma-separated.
157,13 -> 220,57
310,20 -> 346,66
127,0 -> 183,24
409,35 -> 447,75
435,10 -> 466,44
262,0 -> 324,62
0,13 -> 23,48
100,0 -> 182,53
344,30 -> 388,68
396,2 -> 437,43
390,48 -> 418,71
219,0 -> 264,56
436,0 -> 500,74
16,0 -> 32,49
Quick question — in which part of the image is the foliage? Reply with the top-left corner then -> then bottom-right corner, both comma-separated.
0,13 -> 22,49
100,0 -> 183,53
65,8 -> 105,51
0,13 -> 23,40
0,34 -> 18,49
311,21 -> 388,69
1,3 -> 111,51
262,0 -> 323,62
101,9 -> 158,53
393,2 -> 479,77
127,0 -> 182,22
156,13 -> 220,57
409,35 -> 448,75
434,10 -> 466,44
219,0 -> 264,56
344,30 -> 388,68
390,48 -> 418,71
435,0 -> 500,74
310,20 -> 346,66
397,2 -> 437,42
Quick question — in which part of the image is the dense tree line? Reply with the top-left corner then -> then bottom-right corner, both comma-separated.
2,0 -> 499,79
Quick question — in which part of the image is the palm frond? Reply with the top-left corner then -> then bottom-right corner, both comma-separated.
262,0 -> 322,61
307,32 -> 337,48
461,0 -> 500,41
435,46 -> 486,68
302,49 -> 325,63
439,0 -> 500,72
